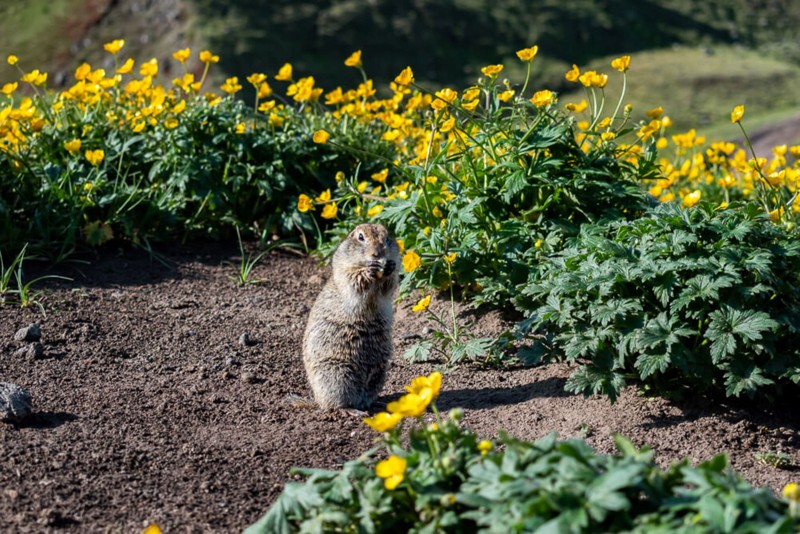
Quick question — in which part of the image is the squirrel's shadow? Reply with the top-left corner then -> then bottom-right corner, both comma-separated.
378,376 -> 572,412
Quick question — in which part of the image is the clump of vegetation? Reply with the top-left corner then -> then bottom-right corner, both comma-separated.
248,373 -> 800,533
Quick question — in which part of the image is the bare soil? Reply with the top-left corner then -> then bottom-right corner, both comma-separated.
1,242 -> 798,532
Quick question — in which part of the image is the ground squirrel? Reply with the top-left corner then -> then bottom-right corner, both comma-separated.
302,223 -> 401,411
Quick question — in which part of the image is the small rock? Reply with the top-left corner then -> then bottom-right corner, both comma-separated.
224,357 -> 239,367
0,383 -> 33,422
13,324 -> 41,343
27,342 -> 44,359
240,372 -> 257,384
238,333 -> 252,347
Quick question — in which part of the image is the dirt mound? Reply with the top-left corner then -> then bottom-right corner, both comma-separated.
0,242 -> 797,531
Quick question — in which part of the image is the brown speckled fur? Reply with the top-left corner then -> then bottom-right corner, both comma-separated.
302,224 -> 401,410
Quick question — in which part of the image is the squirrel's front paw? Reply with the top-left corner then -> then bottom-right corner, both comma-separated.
368,261 -> 384,279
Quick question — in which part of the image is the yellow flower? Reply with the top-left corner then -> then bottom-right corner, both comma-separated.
7,55 -> 18,65
516,45 -> 538,62
321,203 -> 338,219
402,250 -> 421,272
117,58 -> 134,74
601,132 -> 616,142
477,440 -> 493,455
371,168 -> 389,183
462,99 -> 479,112
275,63 -> 293,81
1,82 -> 18,95
432,88 -> 458,111
103,39 -> 125,55
565,100 -> 588,113
579,71 -> 608,88
199,50 -> 220,64
139,58 -> 158,77
646,106 -> 663,119
534,238 -> 543,248
611,55 -> 631,72
257,81 -> 273,99
682,189 -> 702,208
313,130 -> 330,144
440,115 -> 456,132
394,66 -> 414,86
396,239 -> 405,253
335,171 -> 345,182
405,371 -> 442,399
432,206 -> 443,218
315,189 -> 331,203
221,76 -> 242,94
444,252 -> 456,264
498,90 -> 515,102
731,105 -> 745,124
387,390 -> 434,417
344,50 -> 362,68
258,100 -> 276,113
64,139 -> 82,154
565,64 -> 580,82
247,73 -> 267,86
172,48 -> 191,63
367,205 -> 384,217
142,524 -> 162,534
83,182 -> 93,192
364,411 -> 403,432
164,118 -> 179,129
85,149 -> 105,166
530,90 -> 555,107
297,194 -> 314,212
412,294 -> 431,312
21,69 -> 47,86
375,455 -> 406,490
783,483 -> 800,502
74,63 -> 91,80
481,64 -> 504,77
234,122 -> 246,134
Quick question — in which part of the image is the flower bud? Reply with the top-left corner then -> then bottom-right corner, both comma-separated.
448,408 -> 463,422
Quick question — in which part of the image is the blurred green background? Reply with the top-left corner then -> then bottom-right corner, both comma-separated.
2,0 -> 800,142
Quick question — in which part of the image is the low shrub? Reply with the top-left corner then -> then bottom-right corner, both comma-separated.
515,201 -> 800,401
247,373 -> 800,533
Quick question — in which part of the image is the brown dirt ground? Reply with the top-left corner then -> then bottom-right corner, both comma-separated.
1,241 -> 799,532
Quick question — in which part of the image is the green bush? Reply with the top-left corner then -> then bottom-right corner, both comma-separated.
515,201 -> 800,401
247,375 -> 799,533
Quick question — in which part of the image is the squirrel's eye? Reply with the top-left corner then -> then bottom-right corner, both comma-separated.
357,232 -> 365,242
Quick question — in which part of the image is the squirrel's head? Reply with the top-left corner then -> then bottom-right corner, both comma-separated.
339,224 -> 400,278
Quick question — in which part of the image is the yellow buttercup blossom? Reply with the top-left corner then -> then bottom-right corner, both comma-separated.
516,45 -> 538,62
172,48 -> 191,63
84,149 -> 105,166
394,66 -> 414,86
646,106 -> 663,119
440,115 -> 456,132
321,203 -> 338,219
611,55 -> 631,72
103,39 -> 125,55
481,64 -> 504,77
405,371 -> 442,399
601,132 -> 616,142
172,100 -> 186,114
387,388 -> 435,417
7,55 -> 18,65
221,76 -> 242,94
444,252 -> 457,264
375,455 -> 406,490
164,118 -> 179,129
297,194 -> 314,212
367,205 -> 383,217
257,81 -> 273,99
402,250 -> 421,272
477,440 -> 493,455
731,105 -> 745,124
246,73 -> 267,86
363,411 -> 402,432
412,294 -> 431,312
462,99 -> 479,112
344,50 -> 362,68
462,87 -> 480,101
565,64 -> 580,82
783,483 -> 800,502
21,69 -> 47,86
139,59 -> 158,77
142,523 -> 162,534
579,71 -> 608,88
258,100 -> 276,113
275,63 -> 293,81
371,168 -> 389,183
75,63 -> 91,81
1,82 -> 17,95
396,239 -> 405,253
315,189 -> 331,203
565,100 -> 588,113
199,50 -> 220,64
432,88 -> 458,111
64,139 -> 82,154
117,58 -> 134,74
682,189 -> 702,207
312,130 -> 330,144
498,90 -> 515,102
357,181 -> 369,193
530,90 -> 554,107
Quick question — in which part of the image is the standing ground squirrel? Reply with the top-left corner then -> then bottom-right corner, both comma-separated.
302,223 -> 401,411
